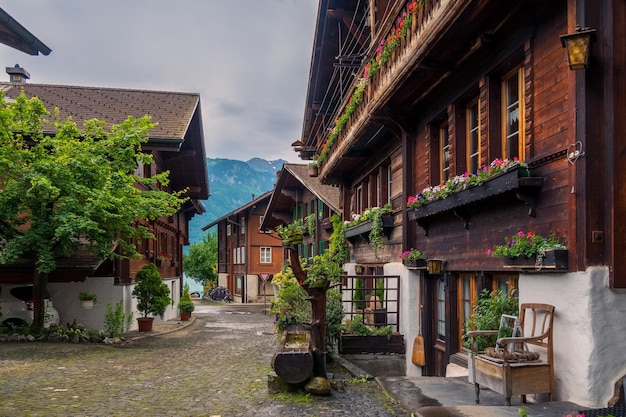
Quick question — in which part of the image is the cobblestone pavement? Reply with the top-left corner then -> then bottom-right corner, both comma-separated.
0,302 -> 410,417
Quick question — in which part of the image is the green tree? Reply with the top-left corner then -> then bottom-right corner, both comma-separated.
183,231 -> 217,286
0,93 -> 187,329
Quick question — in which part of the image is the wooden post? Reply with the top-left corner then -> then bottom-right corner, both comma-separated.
288,248 -> 328,378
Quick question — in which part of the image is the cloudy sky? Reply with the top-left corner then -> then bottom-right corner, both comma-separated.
0,1 -> 318,163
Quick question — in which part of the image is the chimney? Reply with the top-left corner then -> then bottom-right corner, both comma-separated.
6,64 -> 29,83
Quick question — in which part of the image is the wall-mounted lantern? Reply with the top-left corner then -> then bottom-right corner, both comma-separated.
354,264 -> 364,275
560,26 -> 596,70
426,259 -> 443,275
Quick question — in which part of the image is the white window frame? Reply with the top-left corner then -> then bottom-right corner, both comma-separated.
260,247 -> 271,264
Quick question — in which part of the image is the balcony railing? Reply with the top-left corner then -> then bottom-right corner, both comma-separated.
317,0 -> 446,172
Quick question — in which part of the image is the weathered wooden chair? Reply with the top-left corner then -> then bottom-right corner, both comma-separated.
466,303 -> 555,406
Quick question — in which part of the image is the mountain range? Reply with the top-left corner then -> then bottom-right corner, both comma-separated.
186,158 -> 286,245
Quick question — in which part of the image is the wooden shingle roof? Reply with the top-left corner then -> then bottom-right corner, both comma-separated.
0,83 -> 199,140
0,82 -> 209,200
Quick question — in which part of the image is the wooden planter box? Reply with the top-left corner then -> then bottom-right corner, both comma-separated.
403,259 -> 427,269
408,167 -> 542,235
344,215 -> 393,243
503,249 -> 568,271
339,334 -> 405,354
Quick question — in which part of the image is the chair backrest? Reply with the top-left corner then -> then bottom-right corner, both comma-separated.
519,303 -> 555,356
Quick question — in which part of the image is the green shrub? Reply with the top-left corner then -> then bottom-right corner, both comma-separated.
463,289 -> 519,350
104,301 -> 133,338
325,288 -> 344,347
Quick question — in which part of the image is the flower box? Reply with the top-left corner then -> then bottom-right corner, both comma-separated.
403,258 -> 427,269
408,167 -> 543,235
503,249 -> 569,271
344,215 -> 393,243
338,334 -> 405,354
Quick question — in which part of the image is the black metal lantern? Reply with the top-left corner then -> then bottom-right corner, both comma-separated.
560,26 -> 596,70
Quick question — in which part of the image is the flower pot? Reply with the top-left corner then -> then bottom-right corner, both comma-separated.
137,317 -> 154,332
403,259 -> 427,269
339,334 -> 405,354
344,215 -> 394,242
80,300 -> 94,309
503,249 -> 568,271
308,166 -> 318,177
180,312 -> 190,321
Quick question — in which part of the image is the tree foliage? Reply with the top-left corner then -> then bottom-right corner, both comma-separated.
0,92 -> 187,328
183,231 -> 217,285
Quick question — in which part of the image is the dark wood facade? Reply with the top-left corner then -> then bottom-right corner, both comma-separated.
298,0 -> 626,405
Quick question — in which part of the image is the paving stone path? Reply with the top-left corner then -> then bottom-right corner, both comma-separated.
0,302 -> 409,417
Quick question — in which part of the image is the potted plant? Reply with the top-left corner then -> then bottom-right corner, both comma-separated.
338,314 -> 404,354
178,283 -> 195,321
78,291 -> 98,309
343,203 -> 393,258
489,231 -> 568,271
276,219 -> 305,246
308,162 -> 318,177
398,248 -> 426,268
462,289 -> 519,384
132,263 -> 172,332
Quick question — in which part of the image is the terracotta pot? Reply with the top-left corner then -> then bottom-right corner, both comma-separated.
180,312 -> 190,321
137,317 -> 154,332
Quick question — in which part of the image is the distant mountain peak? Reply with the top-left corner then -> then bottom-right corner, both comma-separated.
246,157 -> 287,173
187,157 -> 285,244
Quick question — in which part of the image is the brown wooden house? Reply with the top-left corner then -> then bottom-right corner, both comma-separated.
259,163 -> 341,261
204,191 -> 283,303
297,0 -> 626,408
0,71 -> 209,329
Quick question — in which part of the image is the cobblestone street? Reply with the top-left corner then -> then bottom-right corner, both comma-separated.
0,302 -> 409,417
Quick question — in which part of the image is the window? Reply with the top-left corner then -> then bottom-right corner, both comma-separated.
233,246 -> 246,264
458,273 -> 477,347
226,224 -> 231,236
387,165 -> 392,204
493,274 -> 518,297
466,99 -> 480,173
356,185 -> 364,213
437,280 -> 446,341
241,217 -> 246,234
376,173 -> 382,207
502,66 -> 524,160
260,247 -> 271,264
440,122 -> 450,182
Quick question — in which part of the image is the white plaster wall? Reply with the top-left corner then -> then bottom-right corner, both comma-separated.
384,262 -> 423,377
49,276 -> 181,332
246,273 -> 259,302
519,266 -> 626,407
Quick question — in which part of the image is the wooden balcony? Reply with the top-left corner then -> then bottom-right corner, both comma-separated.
318,0 -> 448,177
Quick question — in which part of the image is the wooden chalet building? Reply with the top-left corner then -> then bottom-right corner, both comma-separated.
0,70 -> 209,330
204,191 -> 282,303
297,0 -> 626,408
260,163 -> 341,261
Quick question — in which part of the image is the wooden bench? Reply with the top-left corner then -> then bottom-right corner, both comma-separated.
466,303 -> 555,406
